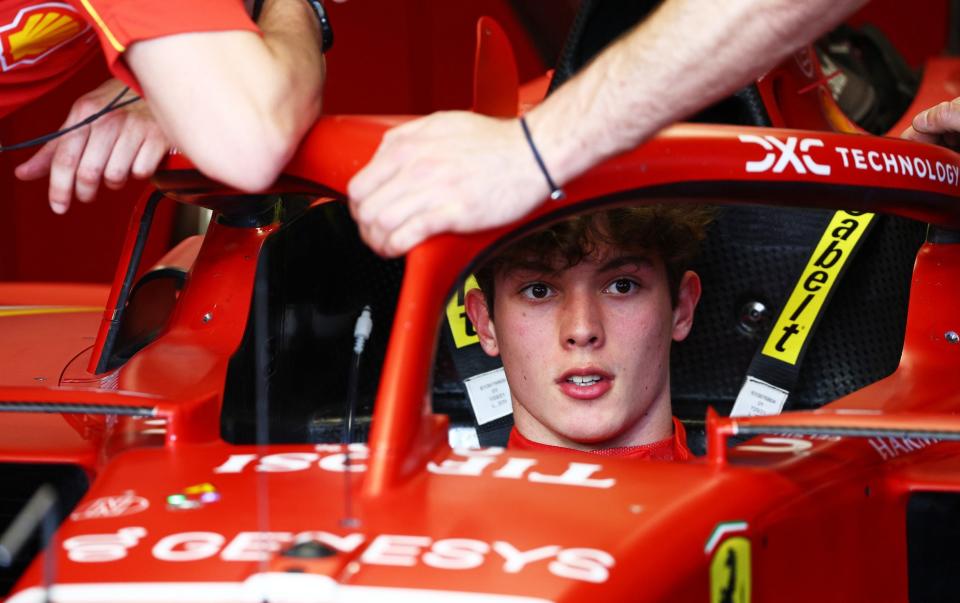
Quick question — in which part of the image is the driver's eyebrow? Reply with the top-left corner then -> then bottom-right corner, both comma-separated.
598,254 -> 654,273
505,260 -> 561,276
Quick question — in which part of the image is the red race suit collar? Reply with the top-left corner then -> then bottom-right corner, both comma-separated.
508,417 -> 691,461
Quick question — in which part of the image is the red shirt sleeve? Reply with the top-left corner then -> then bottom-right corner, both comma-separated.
72,0 -> 260,93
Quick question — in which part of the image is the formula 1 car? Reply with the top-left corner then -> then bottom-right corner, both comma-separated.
2,4 -> 960,603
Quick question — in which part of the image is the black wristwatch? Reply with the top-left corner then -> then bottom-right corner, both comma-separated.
250,0 -> 333,53
303,0 -> 334,53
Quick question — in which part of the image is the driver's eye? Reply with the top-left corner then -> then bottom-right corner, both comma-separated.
610,278 -> 636,294
522,283 -> 551,299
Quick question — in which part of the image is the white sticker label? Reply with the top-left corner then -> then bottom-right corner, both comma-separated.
464,367 -> 512,425
731,376 -> 789,417
447,426 -> 481,450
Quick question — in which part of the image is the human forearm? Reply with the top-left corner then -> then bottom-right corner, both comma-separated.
526,0 -> 868,185
126,0 -> 325,191
254,0 -> 326,151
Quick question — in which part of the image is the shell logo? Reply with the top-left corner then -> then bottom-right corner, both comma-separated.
0,3 -> 91,72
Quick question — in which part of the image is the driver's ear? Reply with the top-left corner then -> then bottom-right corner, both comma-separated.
672,270 -> 701,342
465,288 -> 499,357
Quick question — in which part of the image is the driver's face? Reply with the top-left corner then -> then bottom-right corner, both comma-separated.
467,244 -> 699,450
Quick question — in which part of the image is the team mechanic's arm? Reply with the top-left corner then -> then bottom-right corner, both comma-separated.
349,0 -> 867,257
125,0 -> 325,192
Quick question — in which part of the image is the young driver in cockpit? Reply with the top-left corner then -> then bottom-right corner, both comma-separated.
465,206 -> 712,460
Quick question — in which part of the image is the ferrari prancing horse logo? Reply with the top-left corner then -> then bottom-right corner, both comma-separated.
0,3 -> 90,72
710,536 -> 751,603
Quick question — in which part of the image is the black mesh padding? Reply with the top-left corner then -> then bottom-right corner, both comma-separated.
671,206 -> 926,421
222,200 -> 404,444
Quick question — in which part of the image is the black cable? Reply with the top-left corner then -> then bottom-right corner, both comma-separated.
0,87 -> 140,153
519,116 -> 565,201
342,353 -> 362,445
340,350 -> 362,527
341,305 -> 372,529
342,305 -> 373,445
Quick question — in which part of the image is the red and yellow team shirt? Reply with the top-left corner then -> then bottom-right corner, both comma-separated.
0,1 -> 98,117
0,0 -> 257,118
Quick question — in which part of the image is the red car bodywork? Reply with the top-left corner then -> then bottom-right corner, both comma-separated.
2,9 -> 960,603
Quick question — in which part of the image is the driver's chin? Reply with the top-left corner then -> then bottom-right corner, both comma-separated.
551,412 -> 630,447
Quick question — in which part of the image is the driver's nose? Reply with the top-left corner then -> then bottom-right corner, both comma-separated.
560,289 -> 604,349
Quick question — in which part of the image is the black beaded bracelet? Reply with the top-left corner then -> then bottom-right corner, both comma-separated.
519,116 -> 565,201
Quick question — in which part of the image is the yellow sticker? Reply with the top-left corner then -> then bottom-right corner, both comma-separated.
761,210 -> 874,364
0,305 -> 101,318
7,10 -> 83,62
710,536 -> 751,603
445,275 -> 480,349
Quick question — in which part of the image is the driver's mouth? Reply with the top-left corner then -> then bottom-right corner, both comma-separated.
557,369 -> 614,400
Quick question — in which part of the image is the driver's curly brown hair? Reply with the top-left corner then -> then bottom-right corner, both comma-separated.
474,205 -> 714,317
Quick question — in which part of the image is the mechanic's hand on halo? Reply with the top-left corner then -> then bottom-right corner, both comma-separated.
348,111 -> 550,257
15,78 -> 170,215
901,98 -> 960,151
